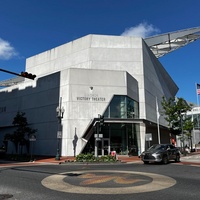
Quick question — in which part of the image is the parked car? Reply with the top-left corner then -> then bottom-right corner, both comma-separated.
140,144 -> 181,164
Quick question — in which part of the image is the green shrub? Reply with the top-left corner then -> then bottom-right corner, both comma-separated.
76,153 -> 95,162
76,153 -> 116,162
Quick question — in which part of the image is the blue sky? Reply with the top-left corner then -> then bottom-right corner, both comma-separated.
0,0 -> 200,103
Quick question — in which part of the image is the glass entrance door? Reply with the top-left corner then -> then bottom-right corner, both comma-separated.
95,138 -> 110,156
102,138 -> 110,155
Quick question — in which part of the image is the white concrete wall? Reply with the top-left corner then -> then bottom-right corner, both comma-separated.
60,68 -> 138,156
142,42 -> 178,126
25,35 -> 177,125
0,34 -> 178,156
0,72 -> 61,155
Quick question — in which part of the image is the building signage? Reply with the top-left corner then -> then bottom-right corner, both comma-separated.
76,94 -> 105,102
187,107 -> 200,115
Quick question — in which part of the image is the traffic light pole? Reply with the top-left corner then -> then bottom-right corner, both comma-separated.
0,68 -> 21,77
0,68 -> 36,80
94,114 -> 104,157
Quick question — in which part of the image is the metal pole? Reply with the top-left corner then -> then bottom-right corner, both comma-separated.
196,83 -> 199,106
30,141 -> 33,161
0,68 -> 21,76
181,114 -> 186,156
195,83 -> 200,130
55,116 -> 62,160
156,97 -> 160,144
55,135 -> 60,160
96,123 -> 100,158
55,97 -> 64,160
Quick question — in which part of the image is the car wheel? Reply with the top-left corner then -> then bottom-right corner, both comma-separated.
162,156 -> 169,164
143,161 -> 149,164
175,154 -> 180,162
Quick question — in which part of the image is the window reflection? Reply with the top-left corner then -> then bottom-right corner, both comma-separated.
104,95 -> 139,119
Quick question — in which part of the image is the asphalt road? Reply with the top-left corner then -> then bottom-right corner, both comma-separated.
0,162 -> 199,200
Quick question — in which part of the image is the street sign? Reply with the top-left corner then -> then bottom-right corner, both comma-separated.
145,133 -> 152,141
94,134 -> 103,138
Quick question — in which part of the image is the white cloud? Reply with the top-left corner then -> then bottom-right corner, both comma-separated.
0,38 -> 18,60
121,22 -> 160,38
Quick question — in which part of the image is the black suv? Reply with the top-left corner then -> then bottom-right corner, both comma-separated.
140,144 -> 181,164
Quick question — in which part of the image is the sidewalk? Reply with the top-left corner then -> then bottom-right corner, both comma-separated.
180,151 -> 200,164
1,152 -> 200,167
33,153 -> 200,165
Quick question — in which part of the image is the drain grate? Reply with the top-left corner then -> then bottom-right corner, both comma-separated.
0,194 -> 13,200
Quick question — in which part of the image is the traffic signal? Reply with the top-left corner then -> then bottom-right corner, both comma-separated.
99,115 -> 104,127
21,72 -> 36,80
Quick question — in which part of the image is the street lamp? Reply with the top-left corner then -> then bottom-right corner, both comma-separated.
180,111 -> 186,156
55,98 -> 65,160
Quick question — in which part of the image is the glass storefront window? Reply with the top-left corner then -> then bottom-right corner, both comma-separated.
104,95 -> 139,119
83,95 -> 140,156
103,96 -> 139,155
108,123 -> 139,155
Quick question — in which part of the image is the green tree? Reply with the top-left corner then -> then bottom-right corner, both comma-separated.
183,119 -> 194,149
4,112 -> 37,154
161,97 -> 193,150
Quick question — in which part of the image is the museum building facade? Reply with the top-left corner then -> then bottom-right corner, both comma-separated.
1,27 -> 200,157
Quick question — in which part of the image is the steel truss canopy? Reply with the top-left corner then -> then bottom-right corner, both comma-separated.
0,76 -> 24,87
144,27 -> 200,58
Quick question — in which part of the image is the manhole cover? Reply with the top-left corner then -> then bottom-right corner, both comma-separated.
0,194 -> 13,200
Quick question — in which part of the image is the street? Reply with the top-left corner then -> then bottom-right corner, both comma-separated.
0,162 -> 200,200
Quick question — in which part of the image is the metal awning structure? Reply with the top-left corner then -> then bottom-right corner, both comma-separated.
144,27 -> 200,58
0,76 -> 24,87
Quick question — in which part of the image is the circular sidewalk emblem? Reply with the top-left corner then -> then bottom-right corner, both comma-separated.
41,170 -> 176,194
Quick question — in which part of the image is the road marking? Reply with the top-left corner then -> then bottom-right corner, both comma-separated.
41,170 -> 176,194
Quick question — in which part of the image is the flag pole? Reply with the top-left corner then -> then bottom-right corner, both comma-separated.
156,97 -> 161,144
196,83 -> 199,106
196,83 -> 200,130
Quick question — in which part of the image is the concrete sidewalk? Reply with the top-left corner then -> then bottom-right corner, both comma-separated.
180,152 -> 200,163
34,153 -> 200,165
16,152 -> 200,164
1,152 -> 200,167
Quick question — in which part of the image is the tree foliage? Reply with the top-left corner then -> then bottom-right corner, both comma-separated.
161,97 -> 193,134
4,112 -> 37,154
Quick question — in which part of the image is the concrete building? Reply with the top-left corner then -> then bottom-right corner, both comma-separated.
0,27 -> 200,157
185,106 -> 200,148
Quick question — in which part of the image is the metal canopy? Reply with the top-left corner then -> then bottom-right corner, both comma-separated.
144,27 -> 200,58
0,76 -> 24,87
